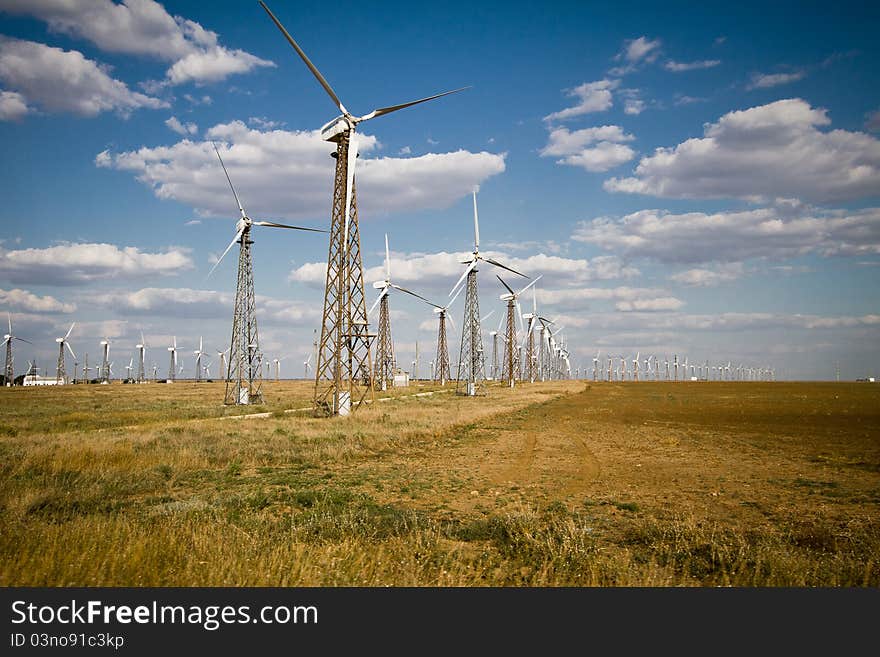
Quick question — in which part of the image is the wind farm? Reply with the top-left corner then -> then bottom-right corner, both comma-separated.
0,0 -> 878,593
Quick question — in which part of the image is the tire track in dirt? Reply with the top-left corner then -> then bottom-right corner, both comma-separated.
434,390 -> 602,513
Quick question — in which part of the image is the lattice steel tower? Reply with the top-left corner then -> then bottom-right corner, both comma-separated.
434,306 -> 451,385
225,231 -> 263,405
455,269 -> 486,395
501,297 -> 517,386
373,291 -> 394,390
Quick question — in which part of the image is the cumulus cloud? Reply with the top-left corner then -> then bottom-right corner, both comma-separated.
165,116 -> 198,135
166,47 -> 274,85
0,287 -> 75,313
747,71 -> 806,90
664,59 -> 721,72
623,99 -> 645,115
0,37 -> 167,117
540,125 -> 636,172
92,286 -> 319,325
573,204 -> 880,263
669,263 -> 745,286
0,242 -> 193,285
292,250 -> 639,295
543,79 -> 619,122
97,121 -> 506,220
0,89 -> 28,120
866,109 -> 880,133
0,0 -> 273,85
604,99 -> 880,203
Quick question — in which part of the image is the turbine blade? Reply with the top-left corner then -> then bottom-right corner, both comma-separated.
208,228 -> 244,278
480,309 -> 495,323
368,288 -> 387,316
357,87 -> 469,122
517,274 -> 542,296
472,189 -> 480,251
448,282 -> 465,309
496,274 -> 515,295
212,141 -> 246,216
385,233 -> 391,281
390,284 -> 436,307
258,1 -> 347,114
253,221 -> 327,232
65,341 -> 76,360
65,322 -> 75,339
449,259 -> 477,297
343,136 -> 358,249
14,337 -> 33,345
484,257 -> 527,278
447,313 -> 456,333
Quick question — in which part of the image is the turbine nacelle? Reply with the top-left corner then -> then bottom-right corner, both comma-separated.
320,115 -> 355,142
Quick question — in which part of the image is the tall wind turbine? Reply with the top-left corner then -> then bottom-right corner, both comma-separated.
450,190 -> 527,395
592,350 -> 601,382
193,336 -> 208,383
3,314 -> 32,385
167,336 -> 178,383
216,348 -> 228,382
54,322 -> 76,384
369,234 -> 436,390
136,331 -> 147,384
209,142 -> 324,405
99,338 -> 111,384
303,352 -> 312,379
432,285 -> 462,386
497,275 -> 541,387
260,1 -> 467,416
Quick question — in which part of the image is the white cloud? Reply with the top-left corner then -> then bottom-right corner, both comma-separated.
623,99 -> 645,115
747,71 -> 806,89
0,242 -> 193,285
0,37 -> 167,117
540,126 -> 636,172
398,146 -> 412,155
669,263 -> 745,286
621,37 -> 662,63
866,109 -> 880,133
615,297 -> 684,312
0,287 -> 75,313
184,93 -> 212,106
166,47 -> 274,85
604,99 -> 880,203
664,59 -> 721,72
543,79 -> 619,122
0,89 -> 28,120
540,126 -> 634,156
573,205 -> 880,263
608,37 -> 662,75
0,0 -> 273,85
98,121 -> 506,220
673,94 -> 707,106
556,142 -> 636,172
248,116 -> 283,130
165,116 -> 198,135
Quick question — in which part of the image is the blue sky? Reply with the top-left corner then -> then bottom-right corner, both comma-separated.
1,0 -> 878,381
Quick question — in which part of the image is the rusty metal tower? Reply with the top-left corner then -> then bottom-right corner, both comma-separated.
373,290 -> 394,390
260,1 -> 465,414
449,191 -> 527,395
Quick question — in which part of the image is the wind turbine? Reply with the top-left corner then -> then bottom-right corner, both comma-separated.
369,234 -> 436,390
193,336 -> 208,383
209,142 -> 325,405
432,284 -> 462,386
54,322 -> 76,384
303,352 -> 312,379
497,274 -> 541,386
125,358 -> 133,381
167,336 -> 178,383
450,190 -> 527,395
632,352 -> 640,382
592,350 -> 600,382
216,348 -> 228,382
99,338 -> 111,384
260,0 -> 467,416
136,331 -> 147,383
3,314 -> 32,385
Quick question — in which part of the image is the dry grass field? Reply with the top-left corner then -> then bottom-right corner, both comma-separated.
1,379 -> 877,586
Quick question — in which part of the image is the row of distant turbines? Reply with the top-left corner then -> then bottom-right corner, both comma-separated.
0,3 -> 775,413
587,352 -> 776,382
